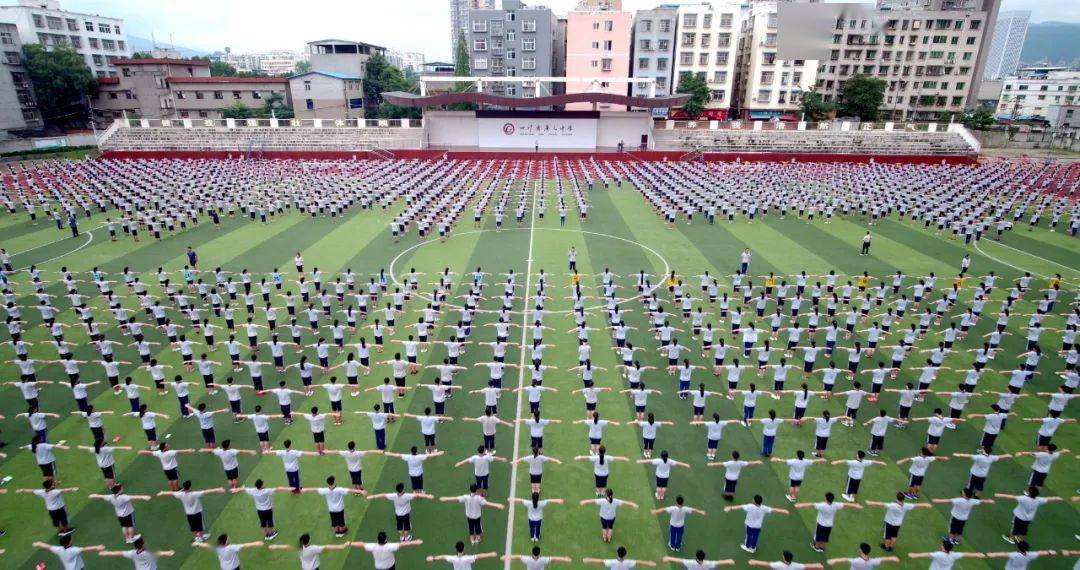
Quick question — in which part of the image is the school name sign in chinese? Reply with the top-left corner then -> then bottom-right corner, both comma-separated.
478,117 -> 598,149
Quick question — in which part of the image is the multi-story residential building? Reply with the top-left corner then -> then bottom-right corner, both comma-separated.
0,0 -> 129,78
565,2 -> 633,111
387,50 -> 426,74
996,67 -> 1080,120
814,0 -> 1001,120
982,9 -> 1028,80
92,58 -> 289,121
467,0 -> 558,100
630,6 -> 677,100
674,2 -> 743,116
450,0 -> 496,57
289,71 -> 364,119
733,1 -> 816,120
0,21 -> 41,134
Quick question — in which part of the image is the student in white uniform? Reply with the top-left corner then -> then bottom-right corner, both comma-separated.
32,535 -> 105,570
661,551 -> 736,568
352,531 -> 423,570
908,540 -> 985,569
426,541 -> 497,568
190,534 -> 264,570
825,542 -> 900,568
97,537 -> 175,569
267,533 -> 348,570
581,546 -> 657,568
501,546 -> 573,568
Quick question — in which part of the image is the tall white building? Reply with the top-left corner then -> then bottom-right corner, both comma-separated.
631,6 -> 677,99
997,67 -> 1080,120
982,9 -> 1028,80
387,50 -> 426,74
450,0 -> 495,56
733,1 -> 817,119
0,0 -> 130,78
674,2 -> 744,116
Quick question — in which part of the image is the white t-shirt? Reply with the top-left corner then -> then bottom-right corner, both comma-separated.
742,504 -> 774,528
318,487 -> 349,513
48,545 -> 86,570
363,542 -> 401,570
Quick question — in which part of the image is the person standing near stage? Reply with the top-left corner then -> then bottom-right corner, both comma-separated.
861,232 -> 872,256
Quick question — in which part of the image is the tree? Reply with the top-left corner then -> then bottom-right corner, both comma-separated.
799,87 -> 837,121
260,92 -> 293,119
293,60 -> 311,74
22,44 -> 97,128
675,71 -> 709,119
363,53 -> 418,119
960,107 -> 996,130
220,102 -> 252,120
130,51 -> 152,58
838,75 -> 886,121
449,31 -> 476,111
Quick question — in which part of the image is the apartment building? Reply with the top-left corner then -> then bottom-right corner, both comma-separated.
982,9 -> 1028,80
450,0 -> 496,55
387,50 -> 425,74
674,2 -> 744,116
815,0 -> 999,120
997,67 -> 1080,121
0,21 -> 40,133
565,3 -> 633,110
92,58 -> 289,121
307,39 -> 384,79
733,1 -> 817,119
0,0 -> 129,78
630,6 -> 677,100
467,0 -> 558,99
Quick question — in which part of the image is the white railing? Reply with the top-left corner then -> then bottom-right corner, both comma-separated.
658,119 -> 951,133
96,119 -> 123,148
947,122 -> 981,154
122,118 -> 424,129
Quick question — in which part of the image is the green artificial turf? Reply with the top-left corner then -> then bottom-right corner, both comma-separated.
0,173 -> 1076,569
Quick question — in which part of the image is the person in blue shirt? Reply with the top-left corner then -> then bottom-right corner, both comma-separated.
187,246 -> 198,267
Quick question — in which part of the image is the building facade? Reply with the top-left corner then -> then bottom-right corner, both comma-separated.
467,0 -> 558,99
565,3 -> 633,110
450,0 -> 496,57
996,68 -> 1080,120
289,71 -> 363,119
814,0 -> 1000,120
0,21 -> 41,133
733,1 -> 816,119
0,0 -> 129,78
92,58 -> 289,121
674,2 -> 743,115
387,50 -> 425,74
630,6 -> 677,100
306,39 -> 384,79
982,9 -> 1028,80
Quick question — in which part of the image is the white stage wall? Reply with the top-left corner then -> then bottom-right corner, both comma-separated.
477,117 -> 598,149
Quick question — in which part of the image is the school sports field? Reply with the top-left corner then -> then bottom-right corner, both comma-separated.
0,171 -> 1077,569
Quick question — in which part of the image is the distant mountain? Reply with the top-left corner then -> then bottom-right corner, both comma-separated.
127,35 -> 209,58
1019,22 -> 1080,68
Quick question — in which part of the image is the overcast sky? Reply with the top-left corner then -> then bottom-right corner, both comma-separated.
60,0 -> 1078,61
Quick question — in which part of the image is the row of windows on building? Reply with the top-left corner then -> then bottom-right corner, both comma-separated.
31,13 -> 121,35
472,37 -> 538,52
471,19 -> 539,33
31,32 -> 124,57
105,89 -> 285,101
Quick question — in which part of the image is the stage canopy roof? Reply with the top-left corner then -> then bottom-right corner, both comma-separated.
381,91 -> 690,109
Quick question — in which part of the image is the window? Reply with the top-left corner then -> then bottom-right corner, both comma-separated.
639,39 -> 651,51
3,52 -> 17,64
98,23 -> 111,34
32,14 -> 44,28
505,85 -> 516,96
84,21 -> 94,31
656,77 -> 667,89
473,57 -> 488,70
641,19 -> 652,32
717,33 -> 730,47
710,90 -> 726,101
703,14 -> 712,28
603,40 -> 612,51
92,54 -> 103,66
121,67 -> 130,77
681,32 -> 695,47
88,37 -> 98,49
762,53 -> 776,65
592,22 -> 600,30
232,91 -> 241,99
969,20 -> 980,30
522,19 -> 536,32
698,53 -> 708,65
658,39 -> 670,51
305,99 -> 313,110
176,91 -> 186,99
522,57 -> 536,70
66,18 -> 77,31
656,58 -> 668,71
473,38 -> 487,51
69,36 -> 81,48
591,41 -> 599,49
523,38 -> 535,51
472,20 -> 487,32
114,25 -> 120,35
680,52 -> 693,65
713,70 -> 727,83
195,91 -> 204,99
683,14 -> 697,28
700,33 -> 710,48
720,13 -> 733,27
659,19 -> 671,33
604,20 -> 613,32
716,52 -> 728,65
124,91 -> 134,99
638,58 -> 649,70
102,39 -> 116,51
761,71 -> 774,83
601,58 -> 612,71
0,31 -> 11,45
252,91 -> 262,99
108,92 -> 117,99
506,48 -> 515,60
155,77 -> 167,89
214,91 -> 223,99
118,40 -> 125,51
757,88 -> 772,102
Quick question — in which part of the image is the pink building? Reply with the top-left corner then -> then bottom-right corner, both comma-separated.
565,7 -> 632,111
